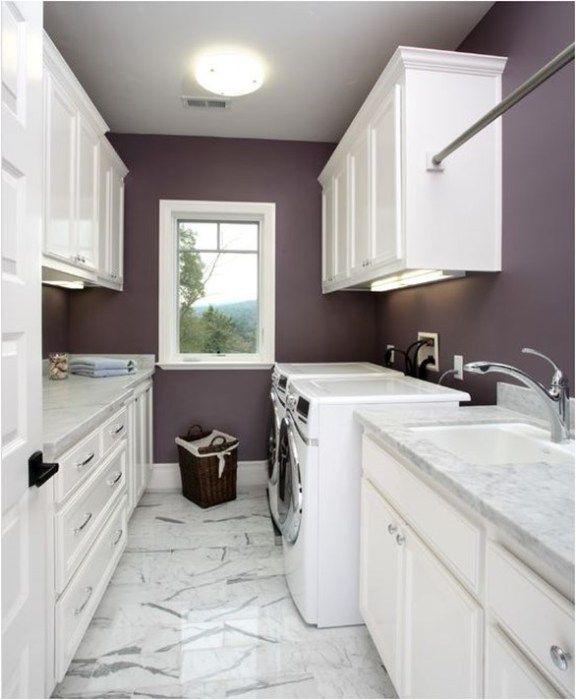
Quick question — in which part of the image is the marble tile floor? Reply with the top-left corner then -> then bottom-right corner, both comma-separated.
53,489 -> 397,699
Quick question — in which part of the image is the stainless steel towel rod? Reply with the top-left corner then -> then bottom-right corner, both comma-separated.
430,42 -> 575,169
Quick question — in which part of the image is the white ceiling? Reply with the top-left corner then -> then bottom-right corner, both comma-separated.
44,1 -> 493,142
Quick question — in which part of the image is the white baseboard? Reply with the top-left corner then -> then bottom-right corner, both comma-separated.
147,460 -> 268,492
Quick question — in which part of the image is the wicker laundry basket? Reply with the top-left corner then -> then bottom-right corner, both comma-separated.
176,428 -> 239,508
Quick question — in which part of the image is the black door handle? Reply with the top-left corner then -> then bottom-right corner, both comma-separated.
29,451 -> 59,487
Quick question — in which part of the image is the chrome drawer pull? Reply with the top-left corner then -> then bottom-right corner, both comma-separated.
73,512 -> 92,534
110,424 -> 124,436
75,453 -> 95,470
395,533 -> 406,546
550,645 -> 571,671
74,586 -> 93,616
108,471 -> 122,487
387,523 -> 398,535
112,528 -> 123,547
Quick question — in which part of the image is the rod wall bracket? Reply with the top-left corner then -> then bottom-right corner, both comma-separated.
426,152 -> 444,172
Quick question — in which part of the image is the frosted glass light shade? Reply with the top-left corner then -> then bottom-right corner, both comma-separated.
195,53 -> 264,97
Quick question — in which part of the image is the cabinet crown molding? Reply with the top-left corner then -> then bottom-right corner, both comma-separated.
44,31 -> 109,135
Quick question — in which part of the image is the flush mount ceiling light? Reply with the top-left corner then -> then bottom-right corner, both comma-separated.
195,52 -> 264,97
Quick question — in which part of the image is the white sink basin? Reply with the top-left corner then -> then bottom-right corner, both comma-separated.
412,423 -> 575,466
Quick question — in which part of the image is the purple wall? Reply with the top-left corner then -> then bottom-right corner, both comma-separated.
41,1 -> 574,460
66,135 -> 379,461
377,1 -> 574,402
42,286 -> 69,358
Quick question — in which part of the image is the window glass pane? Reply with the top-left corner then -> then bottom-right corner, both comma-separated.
179,249 -> 259,354
178,221 -> 217,250
220,222 -> 259,251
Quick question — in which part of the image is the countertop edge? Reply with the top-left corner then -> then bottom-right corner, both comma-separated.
355,408 -> 574,582
44,369 -> 155,461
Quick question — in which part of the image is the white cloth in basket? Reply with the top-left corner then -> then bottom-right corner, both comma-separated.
175,430 -> 239,478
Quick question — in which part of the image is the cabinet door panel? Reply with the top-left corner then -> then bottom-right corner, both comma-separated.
333,163 -> 349,280
76,117 -> 99,269
109,168 -> 124,284
98,149 -> 112,279
402,524 -> 482,698
349,130 -> 370,273
360,479 -> 403,689
45,76 -> 76,261
486,626 -> 560,699
370,84 -> 402,266
322,183 -> 336,283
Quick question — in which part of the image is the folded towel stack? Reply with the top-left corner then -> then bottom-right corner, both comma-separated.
70,356 -> 137,378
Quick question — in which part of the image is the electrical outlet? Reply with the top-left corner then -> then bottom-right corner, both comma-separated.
453,354 -> 464,380
417,332 -> 439,371
386,344 -> 395,364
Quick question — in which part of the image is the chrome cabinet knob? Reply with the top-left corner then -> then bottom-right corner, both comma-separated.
387,523 -> 398,535
395,533 -> 406,546
550,645 -> 571,671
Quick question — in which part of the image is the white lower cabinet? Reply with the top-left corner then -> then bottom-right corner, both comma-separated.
401,520 -> 482,698
485,626 -> 561,699
360,478 -> 482,698
128,381 -> 153,513
55,496 -> 127,680
52,379 -> 153,684
360,435 -> 574,699
360,479 -> 404,688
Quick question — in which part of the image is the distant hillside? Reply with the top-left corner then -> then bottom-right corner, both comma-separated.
194,299 -> 257,323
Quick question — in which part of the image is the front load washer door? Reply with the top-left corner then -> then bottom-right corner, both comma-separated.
268,391 -> 281,484
277,415 -> 303,544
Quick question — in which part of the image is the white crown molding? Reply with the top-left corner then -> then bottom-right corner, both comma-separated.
100,136 -> 129,177
319,45 -> 506,183
395,46 -> 507,76
44,30 -> 109,135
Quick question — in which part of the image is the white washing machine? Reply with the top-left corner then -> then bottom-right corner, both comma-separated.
277,374 -> 470,627
268,363 -> 398,528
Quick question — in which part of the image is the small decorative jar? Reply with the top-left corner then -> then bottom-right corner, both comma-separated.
48,352 -> 69,380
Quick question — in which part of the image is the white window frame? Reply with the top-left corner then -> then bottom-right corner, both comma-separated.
158,199 -> 275,370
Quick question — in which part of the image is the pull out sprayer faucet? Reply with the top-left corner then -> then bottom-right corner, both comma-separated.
464,347 -> 571,443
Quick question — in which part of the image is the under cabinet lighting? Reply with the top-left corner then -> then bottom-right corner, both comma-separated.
370,269 -> 464,292
43,280 -> 85,290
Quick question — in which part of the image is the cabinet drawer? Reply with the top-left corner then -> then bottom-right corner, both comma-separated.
486,625 -> 561,698
363,435 -> 482,594
55,440 -> 126,593
101,406 -> 128,455
55,496 -> 127,681
486,543 -> 574,696
55,430 -> 102,503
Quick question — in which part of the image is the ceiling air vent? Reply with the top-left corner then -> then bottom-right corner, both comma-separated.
181,95 -> 231,110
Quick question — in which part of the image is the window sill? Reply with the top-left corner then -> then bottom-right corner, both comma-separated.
157,361 -> 274,371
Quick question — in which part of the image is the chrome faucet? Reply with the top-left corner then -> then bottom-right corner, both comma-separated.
464,347 -> 571,443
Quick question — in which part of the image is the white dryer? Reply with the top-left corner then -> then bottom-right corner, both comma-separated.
277,375 -> 470,627
268,363 -> 397,528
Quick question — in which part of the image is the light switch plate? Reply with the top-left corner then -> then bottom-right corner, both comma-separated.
417,332 -> 439,371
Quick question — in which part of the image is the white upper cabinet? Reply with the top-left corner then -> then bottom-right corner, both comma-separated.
76,115 -> 99,271
42,33 -> 128,288
98,139 -> 127,290
44,73 -> 77,263
319,47 -> 506,293
349,130 -> 371,275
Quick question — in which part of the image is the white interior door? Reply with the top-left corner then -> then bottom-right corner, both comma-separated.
1,2 -> 49,697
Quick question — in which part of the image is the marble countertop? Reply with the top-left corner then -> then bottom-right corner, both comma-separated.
355,404 -> 574,582
43,354 -> 155,460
